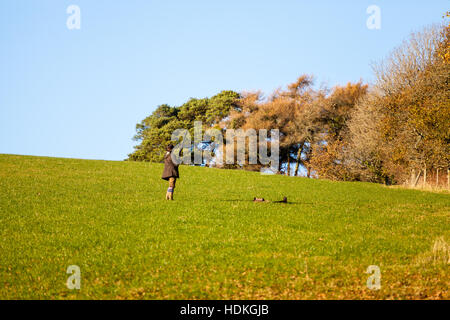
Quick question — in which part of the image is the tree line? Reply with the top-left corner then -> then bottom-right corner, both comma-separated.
129,21 -> 449,187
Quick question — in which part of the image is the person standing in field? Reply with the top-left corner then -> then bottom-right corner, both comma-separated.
162,144 -> 179,200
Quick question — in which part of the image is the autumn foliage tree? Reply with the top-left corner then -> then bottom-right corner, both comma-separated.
346,24 -> 449,185
309,82 -> 368,180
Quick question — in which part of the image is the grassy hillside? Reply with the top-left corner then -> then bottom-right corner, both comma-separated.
0,154 -> 448,299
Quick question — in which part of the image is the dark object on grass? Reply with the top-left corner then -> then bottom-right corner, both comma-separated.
274,197 -> 288,203
253,197 -> 287,203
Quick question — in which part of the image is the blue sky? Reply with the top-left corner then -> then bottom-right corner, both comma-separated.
1,0 -> 448,160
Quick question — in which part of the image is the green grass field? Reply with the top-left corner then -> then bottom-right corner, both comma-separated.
0,154 -> 448,300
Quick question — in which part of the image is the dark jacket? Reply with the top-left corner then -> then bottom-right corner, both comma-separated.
162,151 -> 179,180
